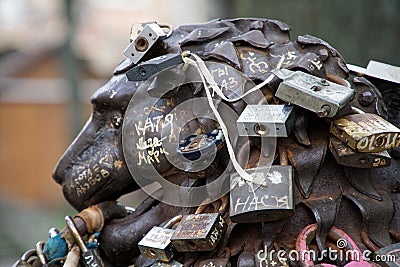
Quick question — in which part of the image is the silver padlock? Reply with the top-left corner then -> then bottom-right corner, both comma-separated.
330,113 -> 400,153
65,216 -> 104,267
347,60 -> 400,85
151,260 -> 184,267
229,164 -> 295,223
273,69 -> 355,117
138,215 -> 182,262
236,104 -> 296,137
329,136 -> 391,168
170,213 -> 226,252
124,22 -> 168,64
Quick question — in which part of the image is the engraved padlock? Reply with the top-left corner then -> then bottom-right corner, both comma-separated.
330,113 -> 400,153
170,213 -> 226,252
65,216 -> 104,267
198,247 -> 231,267
138,215 -> 182,262
236,104 -> 296,137
124,22 -> 169,64
229,150 -> 295,223
329,136 -> 391,168
151,260 -> 184,267
374,243 -> 400,266
273,68 -> 355,117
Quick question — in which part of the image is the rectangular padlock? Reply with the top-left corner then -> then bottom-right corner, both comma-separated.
124,23 -> 167,64
138,226 -> 176,262
374,243 -> 400,266
273,69 -> 354,117
347,60 -> 400,85
230,166 -> 295,223
151,260 -> 183,267
236,105 -> 295,137
126,53 -> 184,81
330,113 -> 400,153
329,136 -> 391,168
170,213 -> 226,252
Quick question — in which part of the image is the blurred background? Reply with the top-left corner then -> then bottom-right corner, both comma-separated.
0,0 -> 399,265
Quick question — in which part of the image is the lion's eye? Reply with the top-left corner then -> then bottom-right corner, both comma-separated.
112,112 -> 123,128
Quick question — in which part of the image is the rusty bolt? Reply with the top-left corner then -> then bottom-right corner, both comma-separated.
358,91 -> 374,106
317,105 -> 331,117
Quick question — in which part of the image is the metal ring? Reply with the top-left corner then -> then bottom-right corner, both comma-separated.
158,23 -> 173,38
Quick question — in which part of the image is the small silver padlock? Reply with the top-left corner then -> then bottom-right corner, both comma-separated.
229,164 -> 295,223
273,68 -> 355,117
170,213 -> 226,252
347,60 -> 400,85
330,113 -> 400,153
65,216 -> 104,267
329,136 -> 391,168
124,22 -> 168,64
151,260 -> 184,267
138,215 -> 182,262
236,104 -> 296,137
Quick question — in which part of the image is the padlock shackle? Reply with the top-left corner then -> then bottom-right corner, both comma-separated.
65,215 -> 88,253
164,214 -> 182,229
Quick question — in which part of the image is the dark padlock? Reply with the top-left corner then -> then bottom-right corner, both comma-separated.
374,243 -> 400,267
329,136 -> 391,168
170,213 -> 226,252
65,216 -> 105,267
273,68 -> 354,117
236,104 -> 296,137
126,53 -> 184,81
138,215 -> 182,262
229,164 -> 295,223
177,128 -> 225,160
330,113 -> 400,153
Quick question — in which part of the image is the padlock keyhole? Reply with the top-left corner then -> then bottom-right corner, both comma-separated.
254,123 -> 269,136
135,37 -> 149,52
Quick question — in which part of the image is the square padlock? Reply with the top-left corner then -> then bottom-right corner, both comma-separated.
229,166 -> 295,223
170,213 -> 226,252
236,105 -> 295,137
138,226 -> 176,262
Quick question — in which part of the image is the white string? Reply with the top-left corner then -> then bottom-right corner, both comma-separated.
182,52 -> 269,186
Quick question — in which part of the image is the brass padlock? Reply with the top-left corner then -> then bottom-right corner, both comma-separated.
236,104 -> 296,137
330,113 -> 400,153
229,153 -> 295,223
273,69 -> 354,117
170,213 -> 226,252
124,22 -> 169,64
329,136 -> 391,168
138,215 -> 182,262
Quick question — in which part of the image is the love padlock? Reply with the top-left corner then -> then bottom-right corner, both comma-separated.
296,224 -> 373,267
138,215 -> 182,262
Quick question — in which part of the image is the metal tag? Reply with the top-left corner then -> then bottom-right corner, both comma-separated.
170,213 -> 226,252
138,226 -> 176,262
124,23 -> 167,64
329,136 -> 391,168
236,105 -> 295,137
373,243 -> 400,267
126,53 -> 184,81
330,113 -> 400,153
273,69 -> 354,117
229,166 -> 294,223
